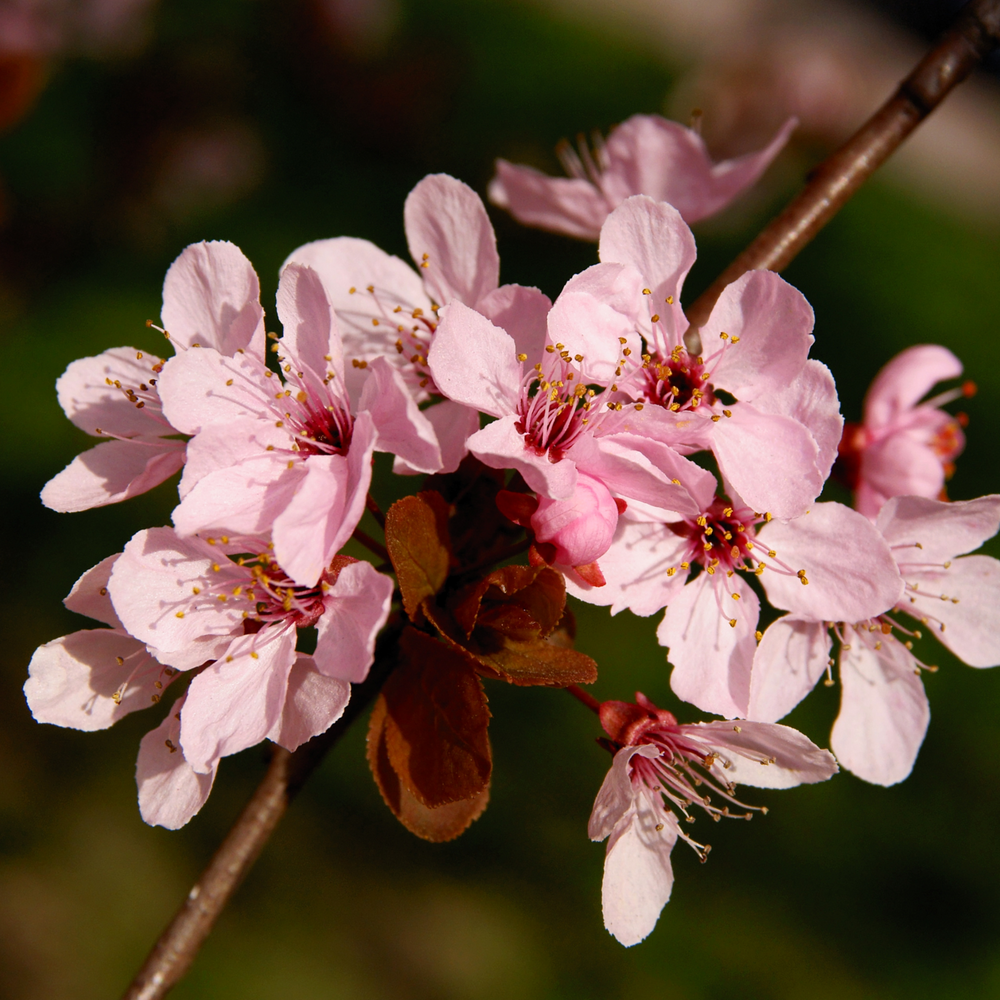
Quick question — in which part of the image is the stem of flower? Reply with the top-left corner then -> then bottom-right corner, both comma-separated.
365,493 -> 386,528
565,684 -> 601,714
119,623 -> 401,1000
685,0 -> 1000,328
352,527 -> 390,563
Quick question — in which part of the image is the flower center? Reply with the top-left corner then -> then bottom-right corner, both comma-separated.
639,347 -> 716,413
515,356 -> 596,461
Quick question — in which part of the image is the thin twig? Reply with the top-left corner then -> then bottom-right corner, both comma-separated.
685,0 -> 1000,328
352,527 -> 390,563
120,626 -> 400,1000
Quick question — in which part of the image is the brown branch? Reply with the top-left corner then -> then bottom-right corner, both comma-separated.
565,683 -> 601,714
686,0 -> 1000,328
120,625 -> 400,1000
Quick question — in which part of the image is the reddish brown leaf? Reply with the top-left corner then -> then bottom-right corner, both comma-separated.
385,491 -> 452,621
423,598 -> 598,687
450,565 -> 565,638
381,627 -> 492,808
367,694 -> 490,842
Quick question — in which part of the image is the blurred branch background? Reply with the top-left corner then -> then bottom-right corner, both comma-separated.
1,0 -> 999,996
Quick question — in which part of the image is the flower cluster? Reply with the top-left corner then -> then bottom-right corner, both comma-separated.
27,130 -> 999,947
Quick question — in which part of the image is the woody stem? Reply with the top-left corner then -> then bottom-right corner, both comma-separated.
685,0 -> 1000,328
119,624 -> 401,1000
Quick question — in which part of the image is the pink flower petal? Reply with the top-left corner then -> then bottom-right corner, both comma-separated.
860,430 -> 947,509
359,356 -> 442,474
863,344 -> 963,429
178,417 -> 290,499
25,629 -> 155,731
758,503 -> 903,622
137,694 -> 217,829
404,173 -> 499,307
658,573 -> 758,719
751,359 -> 842,482
689,719 -> 837,789
589,743 -> 659,841
476,283 -> 552,364
283,236 -> 433,401
55,347 -> 171,438
63,553 -> 123,627
41,437 -> 186,513
876,494 -> 1000,564
172,454 -> 304,538
565,514 -> 689,615
488,160 -> 608,240
276,261 -> 345,391
393,399 -> 480,476
545,263 -> 646,382
158,346 -> 270,436
272,413 -> 376,587
598,195 -> 695,346
313,560 -> 394,683
711,403 -> 822,519
601,114 -> 796,223
832,638 -> 929,786
531,473 -> 620,568
180,628 -> 297,773
161,241 -> 265,356
427,301 -> 522,417
702,270 -> 814,399
905,555 -> 1000,668
267,653 -> 351,752
467,415 -> 578,500
747,615 -> 831,723
601,787 -> 678,947
110,527 -> 240,657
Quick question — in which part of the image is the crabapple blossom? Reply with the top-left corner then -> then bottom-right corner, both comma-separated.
41,241 -> 266,513
835,344 -> 974,519
589,692 -> 836,946
159,261 -> 441,586
285,173 -> 550,473
569,496 -> 901,719
489,114 -> 797,240
748,495 -> 1000,786
596,196 -> 841,519
26,528 -> 392,827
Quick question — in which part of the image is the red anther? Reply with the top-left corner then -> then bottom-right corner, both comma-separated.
614,497 -> 628,515
962,380 -> 977,397
957,411 -> 969,427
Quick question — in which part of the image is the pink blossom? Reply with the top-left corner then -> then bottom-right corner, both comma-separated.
589,692 -> 836,946
427,270 -> 718,570
26,531 -> 391,827
41,241 -> 266,512
285,173 -> 549,473
488,114 -> 797,241
159,261 -> 439,586
835,345 -> 974,520
569,497 -> 900,720
749,495 -> 1000,786
597,195 -> 841,519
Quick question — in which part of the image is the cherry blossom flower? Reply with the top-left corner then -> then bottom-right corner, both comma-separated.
568,496 -> 901,718
488,114 -> 797,241
427,266 -> 719,576
835,344 -> 975,520
749,495 -> 1000,786
159,261 -> 440,587
25,531 -> 391,827
41,241 -> 266,512
285,173 -> 550,473
597,196 -> 841,520
589,692 -> 836,946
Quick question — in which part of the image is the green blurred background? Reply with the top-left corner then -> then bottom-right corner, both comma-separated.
2,0 -> 999,996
